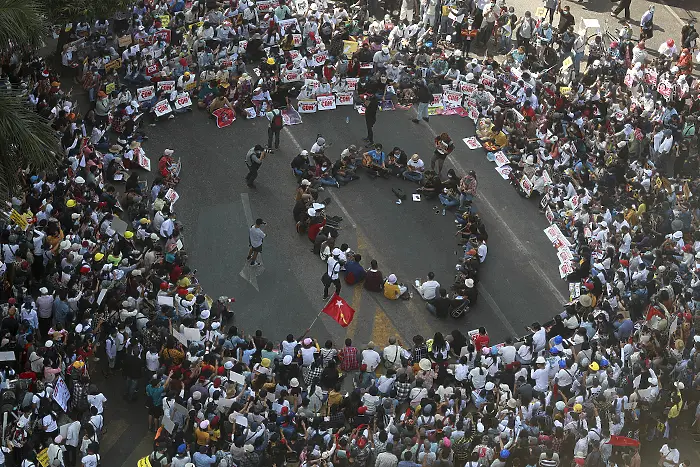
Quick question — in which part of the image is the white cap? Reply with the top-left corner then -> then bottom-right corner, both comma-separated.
484,382 -> 495,390
290,377 -> 300,387
200,309 -> 210,319
332,248 -> 341,256
283,355 -> 293,365
536,356 -> 546,364
301,179 -> 311,186
224,361 -> 234,370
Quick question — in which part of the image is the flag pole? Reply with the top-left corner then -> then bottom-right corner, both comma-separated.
298,295 -> 334,340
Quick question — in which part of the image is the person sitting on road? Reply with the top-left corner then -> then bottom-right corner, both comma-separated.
344,253 -> 366,285
403,154 -> 425,182
413,272 -> 440,300
332,155 -> 360,185
364,259 -> 383,292
426,288 -> 452,318
386,146 -> 408,177
416,170 -> 442,198
362,143 -> 389,178
383,274 -> 407,300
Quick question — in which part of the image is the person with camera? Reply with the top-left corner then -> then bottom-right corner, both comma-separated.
244,144 -> 270,188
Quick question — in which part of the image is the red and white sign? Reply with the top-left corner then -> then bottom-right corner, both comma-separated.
137,85 -> 155,102
657,80 -> 673,99
213,107 -> 236,128
519,176 -> 533,195
480,75 -> 496,90
289,50 -> 301,61
153,99 -> 172,117
165,188 -> 180,205
431,94 -> 442,106
135,149 -> 151,171
158,80 -> 176,92
174,92 -> 192,109
645,70 -> 657,85
443,90 -> 462,108
493,151 -> 509,167
317,95 -> 336,110
346,78 -> 359,91
459,82 -> 477,95
145,64 -> 159,76
292,34 -> 302,46
257,0 -> 273,11
153,29 -> 171,43
336,92 -> 353,106
311,51 -> 328,67
623,69 -> 634,88
559,262 -> 574,279
282,70 -> 300,83
298,100 -> 317,113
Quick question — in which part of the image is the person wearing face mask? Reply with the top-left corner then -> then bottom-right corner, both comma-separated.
373,46 -> 391,72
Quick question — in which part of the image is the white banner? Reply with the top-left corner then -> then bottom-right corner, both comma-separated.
154,99 -> 172,117
298,100 -> 317,113
52,376 -> 71,412
137,85 -> 155,102
443,90 -> 462,108
282,70 -> 301,83
336,92 -> 353,106
317,95 -> 336,111
174,93 -> 192,109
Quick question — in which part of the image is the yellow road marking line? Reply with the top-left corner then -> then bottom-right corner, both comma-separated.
345,231 -> 366,340
370,305 -> 400,348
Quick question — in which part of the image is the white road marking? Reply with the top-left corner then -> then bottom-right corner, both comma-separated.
660,0 -> 688,26
283,127 -> 357,228
477,283 -> 519,337
415,110 -> 568,305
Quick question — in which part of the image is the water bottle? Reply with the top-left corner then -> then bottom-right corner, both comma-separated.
345,116 -> 350,124
442,208 -> 446,216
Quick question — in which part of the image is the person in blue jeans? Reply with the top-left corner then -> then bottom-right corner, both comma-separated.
403,154 -> 425,182
439,188 -> 460,208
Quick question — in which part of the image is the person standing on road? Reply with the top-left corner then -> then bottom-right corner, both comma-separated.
245,144 -> 268,188
364,95 -> 379,146
431,132 -> 455,176
266,105 -> 284,150
611,0 -> 632,21
412,79 -> 432,124
247,218 -> 266,266
322,248 -> 342,300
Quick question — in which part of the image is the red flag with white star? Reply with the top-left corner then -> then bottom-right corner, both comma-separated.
321,294 -> 356,327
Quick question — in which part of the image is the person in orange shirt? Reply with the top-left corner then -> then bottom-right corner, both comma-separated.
473,327 -> 490,352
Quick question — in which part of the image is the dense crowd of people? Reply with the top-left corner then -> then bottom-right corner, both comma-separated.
2,0 -> 700,466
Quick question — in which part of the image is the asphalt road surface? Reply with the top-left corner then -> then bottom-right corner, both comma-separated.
92,0 -> 700,466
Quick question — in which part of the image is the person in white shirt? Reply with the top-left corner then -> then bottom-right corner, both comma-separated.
414,272 -> 440,300
498,339 -> 517,365
87,391 -> 107,415
65,420 -> 81,466
48,436 -> 65,467
382,337 -> 409,370
531,356 -> 550,392
659,442 -> 680,467
530,323 -> 547,354
323,248 -> 342,299
361,342 -> 382,372
403,154 -> 425,182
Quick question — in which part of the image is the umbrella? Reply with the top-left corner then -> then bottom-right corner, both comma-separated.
606,435 -> 640,447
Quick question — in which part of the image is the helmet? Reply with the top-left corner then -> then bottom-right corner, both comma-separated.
666,38 -> 674,47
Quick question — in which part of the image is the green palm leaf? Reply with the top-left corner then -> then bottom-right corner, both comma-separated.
0,0 -> 47,51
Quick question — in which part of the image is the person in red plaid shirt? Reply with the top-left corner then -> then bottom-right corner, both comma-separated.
338,338 -> 359,372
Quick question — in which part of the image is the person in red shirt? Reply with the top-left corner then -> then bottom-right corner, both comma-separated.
521,100 -> 536,119
473,327 -> 490,352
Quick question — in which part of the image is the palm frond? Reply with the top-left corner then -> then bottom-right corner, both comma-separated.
0,89 -> 60,200
0,0 -> 47,51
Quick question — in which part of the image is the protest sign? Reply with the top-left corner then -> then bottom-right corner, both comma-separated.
174,93 -> 192,109
336,92 -> 353,106
153,100 -> 172,117
213,107 -> 236,128
443,89 -> 462,108
298,100 -> 318,113
158,80 -> 176,92
105,58 -> 121,72
137,85 -> 155,102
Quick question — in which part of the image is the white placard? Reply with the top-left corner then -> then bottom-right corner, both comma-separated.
346,78 -> 359,91
157,80 -> 176,92
317,95 -> 336,111
442,89 -> 462,108
165,188 -> 179,205
298,100 -> 317,113
495,166 -> 512,180
52,376 -> 71,412
137,85 -> 155,102
463,137 -> 481,149
174,93 -> 192,109
229,372 -> 246,385
336,92 -> 353,106
158,295 -> 174,307
172,329 -> 188,346
154,99 -> 172,117
493,151 -> 509,167
182,327 -> 201,342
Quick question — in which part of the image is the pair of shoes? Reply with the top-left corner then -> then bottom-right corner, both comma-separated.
246,254 -> 252,260
422,117 -> 429,123
250,261 -> 261,266
412,118 -> 420,123
168,114 -> 175,120
247,182 -> 256,188
610,12 -> 617,17
322,295 -> 329,300
336,182 -> 340,188
362,137 -> 370,142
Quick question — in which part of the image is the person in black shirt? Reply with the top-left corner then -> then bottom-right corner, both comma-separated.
427,288 -> 451,319
364,95 -> 379,145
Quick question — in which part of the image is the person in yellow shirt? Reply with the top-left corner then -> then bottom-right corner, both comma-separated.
383,274 -> 407,300
195,420 -> 210,446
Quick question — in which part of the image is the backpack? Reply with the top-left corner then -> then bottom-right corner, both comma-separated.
270,110 -> 283,130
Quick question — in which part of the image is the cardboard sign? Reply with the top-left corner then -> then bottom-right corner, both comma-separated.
346,78 -> 359,91
519,176 -> 533,195
463,137 -> 481,149
292,34 -> 302,46
493,151 -> 509,167
278,18 -> 299,33
535,6 -> 547,17
468,107 -> 479,123
105,58 -> 122,72
559,262 -> 574,279
295,0 -> 308,14
431,93 -> 443,106
557,247 -> 574,264
137,85 -> 155,102
561,56 -> 573,69
336,92 -> 353,106
495,165 -> 512,180
289,50 -> 301,61
443,89 -> 462,108
165,188 -> 180,205
52,376 -> 71,412
257,0 -> 273,11
298,100 -> 317,113
645,70 -> 657,85
156,14 -> 170,28
282,70 -> 300,83
623,69 -> 634,88
342,40 -> 359,57
184,80 -> 197,91
480,75 -> 496,90
545,206 -> 555,223
9,209 -> 28,230
282,108 -> 303,125
105,82 -> 116,94
118,35 -> 133,48
153,29 -> 171,43
312,51 -> 328,67
136,150 -> 152,171
459,81 -> 477,95
154,99 -> 172,117
174,92 -> 192,109
213,107 -> 236,128
158,80 -> 176,92
657,80 -> 672,99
